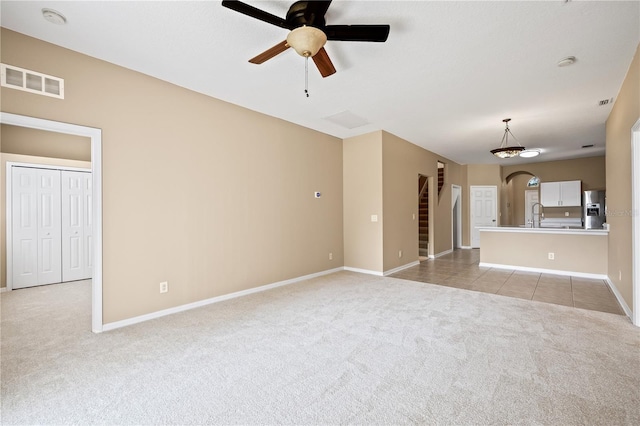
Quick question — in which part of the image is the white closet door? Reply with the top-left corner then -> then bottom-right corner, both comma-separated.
12,167 -> 62,288
11,167 -> 38,288
62,170 -> 92,282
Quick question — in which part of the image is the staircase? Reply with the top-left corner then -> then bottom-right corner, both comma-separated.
418,176 -> 429,258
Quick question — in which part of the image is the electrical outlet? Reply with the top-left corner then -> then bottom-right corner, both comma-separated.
371,215 -> 378,222
565,212 -> 569,217
548,253 -> 555,260
329,252 -> 333,260
398,250 -> 403,258
159,281 -> 168,293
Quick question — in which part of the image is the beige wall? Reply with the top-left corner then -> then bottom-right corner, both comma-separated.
381,131 -> 465,270
1,29 -> 344,323
1,124 -> 91,161
1,153 -> 92,288
480,230 -> 608,275
343,130 -> 466,273
343,132 -> 383,272
605,43 -> 639,311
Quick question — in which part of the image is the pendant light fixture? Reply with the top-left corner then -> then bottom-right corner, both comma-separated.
490,118 -> 525,158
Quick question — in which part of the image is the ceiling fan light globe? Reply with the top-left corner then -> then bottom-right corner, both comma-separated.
286,26 -> 327,58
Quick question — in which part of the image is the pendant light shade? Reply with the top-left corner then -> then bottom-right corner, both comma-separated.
490,118 -> 525,158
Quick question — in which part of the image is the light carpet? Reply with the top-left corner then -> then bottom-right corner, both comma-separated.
1,271 -> 639,425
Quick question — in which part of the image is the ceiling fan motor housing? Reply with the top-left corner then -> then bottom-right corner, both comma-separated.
286,1 -> 326,29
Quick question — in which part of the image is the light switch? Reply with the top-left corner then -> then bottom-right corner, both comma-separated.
371,215 -> 378,222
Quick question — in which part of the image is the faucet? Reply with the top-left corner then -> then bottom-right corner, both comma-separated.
531,202 -> 544,227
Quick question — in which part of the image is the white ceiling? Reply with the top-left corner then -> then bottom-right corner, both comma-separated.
2,1 -> 639,165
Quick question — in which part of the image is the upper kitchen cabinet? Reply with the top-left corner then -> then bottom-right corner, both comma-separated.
540,180 -> 582,207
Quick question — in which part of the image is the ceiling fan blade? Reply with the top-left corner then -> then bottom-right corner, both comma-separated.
221,0 -> 291,29
324,25 -> 390,42
249,40 -> 290,64
312,47 -> 336,78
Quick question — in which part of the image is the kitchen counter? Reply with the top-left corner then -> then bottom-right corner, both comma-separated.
479,226 -> 608,276
480,226 -> 608,236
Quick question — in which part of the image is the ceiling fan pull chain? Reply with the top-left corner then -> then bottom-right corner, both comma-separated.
304,56 -> 310,97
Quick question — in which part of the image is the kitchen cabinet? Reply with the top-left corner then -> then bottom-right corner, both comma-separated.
540,180 -> 581,207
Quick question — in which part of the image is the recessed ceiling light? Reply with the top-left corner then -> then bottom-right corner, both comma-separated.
557,56 -> 576,67
519,149 -> 541,158
42,8 -> 67,25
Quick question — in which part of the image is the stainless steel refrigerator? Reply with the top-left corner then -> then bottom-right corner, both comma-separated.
583,190 -> 606,229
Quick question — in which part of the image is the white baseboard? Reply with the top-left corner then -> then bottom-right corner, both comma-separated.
605,278 -> 633,319
479,262 -> 608,280
384,261 -> 420,276
0,287 -> 7,293
434,249 -> 453,258
343,266 -> 384,276
102,267 -> 345,332
460,246 -> 473,250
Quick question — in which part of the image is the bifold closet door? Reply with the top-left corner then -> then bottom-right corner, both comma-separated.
11,167 -> 62,288
61,170 -> 93,282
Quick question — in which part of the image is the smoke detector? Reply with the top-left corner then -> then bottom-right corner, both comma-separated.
42,8 -> 67,25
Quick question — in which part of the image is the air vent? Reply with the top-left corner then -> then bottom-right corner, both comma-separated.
598,98 -> 613,106
582,144 -> 594,149
1,64 -> 64,99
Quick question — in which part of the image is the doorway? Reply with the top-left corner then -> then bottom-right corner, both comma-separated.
418,175 -> 429,260
0,112 -> 103,333
452,184 -> 462,249
470,185 -> 497,248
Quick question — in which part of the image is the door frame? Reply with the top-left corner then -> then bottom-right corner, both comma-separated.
470,185 -> 498,248
451,184 -> 462,249
6,162 -> 91,290
1,112 -> 103,333
631,118 -> 640,327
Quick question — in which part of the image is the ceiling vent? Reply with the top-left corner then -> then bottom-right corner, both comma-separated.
598,98 -> 613,106
1,63 -> 64,99
324,110 -> 369,129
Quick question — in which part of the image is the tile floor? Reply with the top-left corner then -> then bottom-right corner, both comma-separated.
390,249 -> 624,315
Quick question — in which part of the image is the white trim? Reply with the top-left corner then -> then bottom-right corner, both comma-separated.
460,246 -> 473,250
383,261 -> 420,276
0,112 -> 103,333
102,267 -> 344,331
5,162 -> 91,292
434,249 -> 453,258
632,118 -> 640,326
606,278 -> 633,319
344,266 -> 384,276
479,262 -> 608,280
0,287 -> 7,293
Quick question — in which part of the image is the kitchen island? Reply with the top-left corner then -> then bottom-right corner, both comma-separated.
479,226 -> 608,277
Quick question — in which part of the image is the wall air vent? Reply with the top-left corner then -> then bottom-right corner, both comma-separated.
598,98 -> 613,106
1,63 -> 64,99
582,144 -> 594,149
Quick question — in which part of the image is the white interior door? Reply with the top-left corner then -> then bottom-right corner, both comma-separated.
62,170 -> 92,281
12,166 -> 62,288
470,185 -> 497,248
524,190 -> 539,226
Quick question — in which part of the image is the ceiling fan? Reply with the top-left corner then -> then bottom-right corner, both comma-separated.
221,0 -> 390,78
